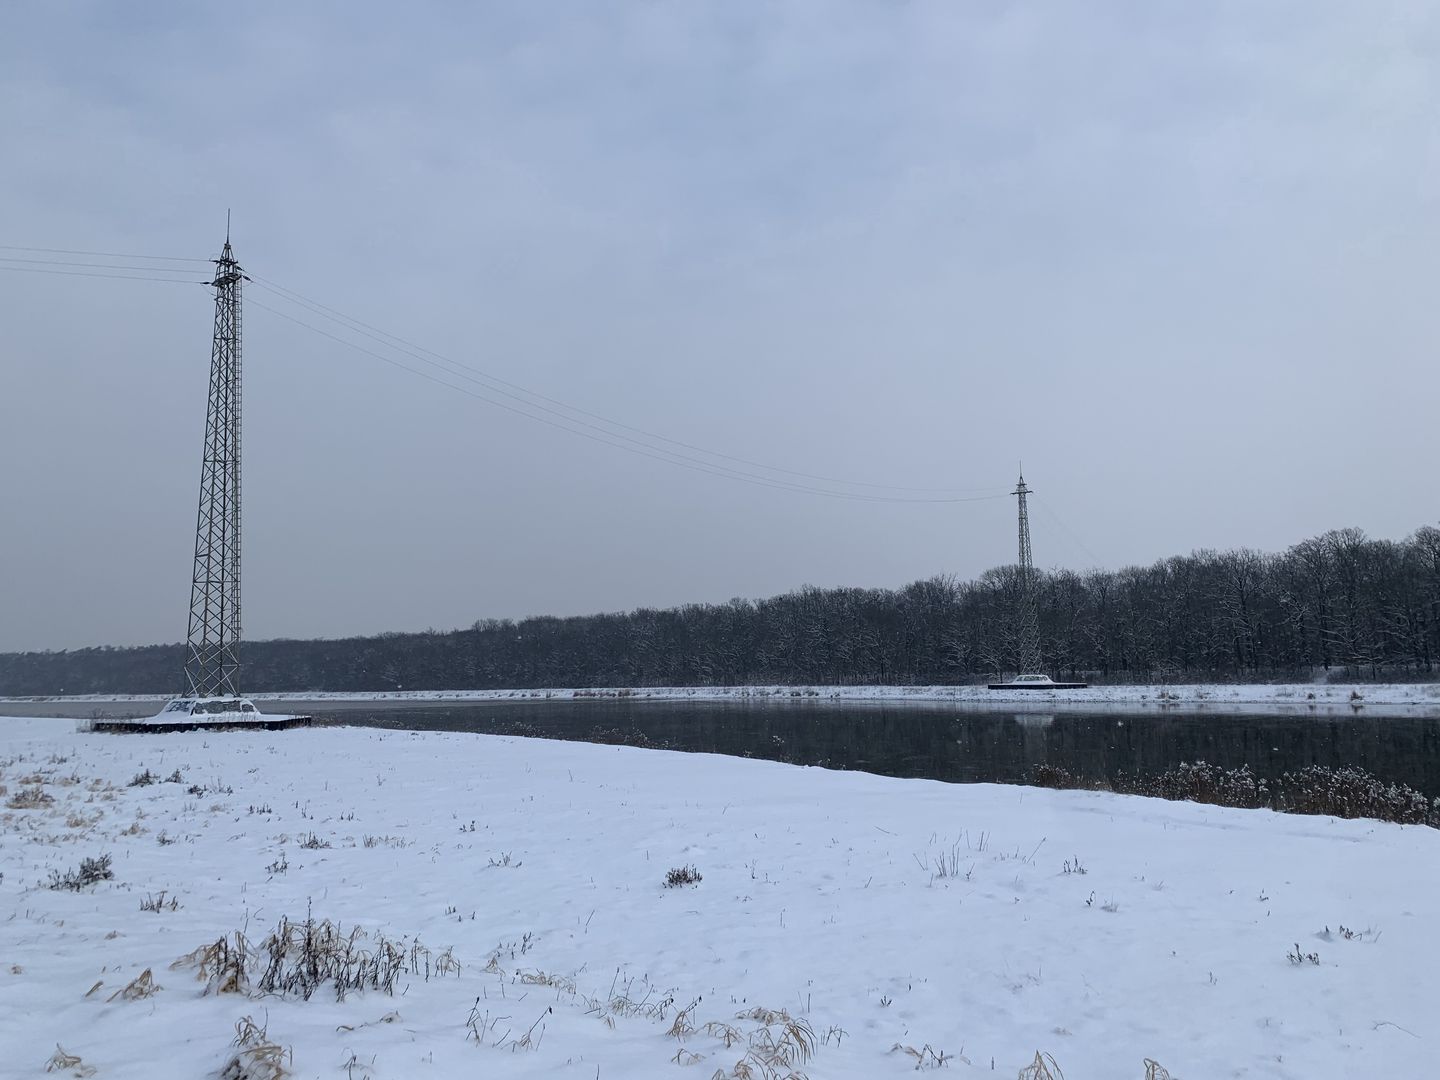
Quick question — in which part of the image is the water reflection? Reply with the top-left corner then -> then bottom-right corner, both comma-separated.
303,699 -> 1440,797
1013,713 -> 1055,729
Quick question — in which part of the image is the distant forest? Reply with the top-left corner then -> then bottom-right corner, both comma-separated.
3,525 -> 1438,695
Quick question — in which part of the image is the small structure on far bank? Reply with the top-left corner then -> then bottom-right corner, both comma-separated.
987,673 -> 1088,690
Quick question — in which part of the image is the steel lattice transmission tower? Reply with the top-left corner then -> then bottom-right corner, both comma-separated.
183,234 -> 247,697
1012,469 -> 1043,675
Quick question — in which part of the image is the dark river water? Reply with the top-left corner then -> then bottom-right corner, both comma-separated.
7,697 -> 1437,796
283,699 -> 1440,796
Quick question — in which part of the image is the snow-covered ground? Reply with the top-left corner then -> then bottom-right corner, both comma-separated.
2,717 -> 1437,1078
5,680 -> 1440,716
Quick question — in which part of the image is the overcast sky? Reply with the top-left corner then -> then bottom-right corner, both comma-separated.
1,2 -> 1436,653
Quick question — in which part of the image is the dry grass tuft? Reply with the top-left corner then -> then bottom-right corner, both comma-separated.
511,1007 -> 552,1051
751,1018 -> 815,1066
664,864 -> 703,888
234,1014 -> 269,1048
140,890 -> 180,913
519,969 -> 574,993
362,834 -> 409,848
1019,1051 -> 1065,1079
891,1043 -> 953,1069
667,998 -> 701,1039
705,1022 -> 744,1048
47,854 -> 113,891
220,1042 -> 291,1080
434,946 -> 461,976
711,1053 -> 806,1080
710,1009 -> 815,1079
172,932 -> 253,994
8,785 -> 54,809
176,913 -> 457,1003
44,1045 -> 96,1077
1143,1060 -> 1173,1080
604,981 -> 675,1021
107,968 -> 160,1002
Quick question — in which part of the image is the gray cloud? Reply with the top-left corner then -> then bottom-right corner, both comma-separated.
2,2 -> 1437,651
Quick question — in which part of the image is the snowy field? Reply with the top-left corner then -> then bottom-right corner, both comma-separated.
2,716 -> 1437,1079
6,680 -> 1440,716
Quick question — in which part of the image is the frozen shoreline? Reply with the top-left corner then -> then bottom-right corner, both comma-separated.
2,716 -> 1438,1078
5,680 -> 1439,715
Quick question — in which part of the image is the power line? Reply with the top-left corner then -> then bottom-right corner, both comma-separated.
248,295 -> 1008,505
250,281 -> 917,496
0,264 -> 203,285
248,272 -> 999,496
254,272 -> 998,495
1,237 -> 1010,503
1033,494 -> 1103,568
247,294 -> 909,501
0,256 -> 204,274
0,244 -> 209,263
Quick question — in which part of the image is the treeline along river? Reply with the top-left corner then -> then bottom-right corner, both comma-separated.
2,525 -> 1438,694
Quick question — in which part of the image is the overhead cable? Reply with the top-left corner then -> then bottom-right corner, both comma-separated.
249,272 -> 999,497
248,295 -> 1008,505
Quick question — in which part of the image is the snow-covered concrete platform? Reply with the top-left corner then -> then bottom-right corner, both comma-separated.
83,697 -> 314,734
88,714 -> 313,734
1,715 -> 1436,1078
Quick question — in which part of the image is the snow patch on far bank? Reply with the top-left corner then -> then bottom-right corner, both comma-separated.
8,681 -> 1438,714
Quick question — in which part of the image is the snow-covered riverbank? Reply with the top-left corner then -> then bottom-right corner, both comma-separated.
2,716 -> 1436,1078
5,680 -> 1440,716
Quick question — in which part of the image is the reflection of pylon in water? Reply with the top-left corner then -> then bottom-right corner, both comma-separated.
183,230 -> 248,697
1013,469 -> 1042,675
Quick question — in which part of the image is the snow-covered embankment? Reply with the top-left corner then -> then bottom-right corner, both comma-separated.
1,716 -> 1436,1078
